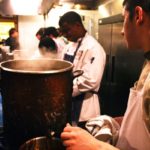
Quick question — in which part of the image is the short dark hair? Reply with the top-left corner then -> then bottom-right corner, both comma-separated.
38,37 -> 57,52
36,28 -> 45,37
9,28 -> 17,36
123,0 -> 150,20
44,27 -> 59,37
59,11 -> 82,26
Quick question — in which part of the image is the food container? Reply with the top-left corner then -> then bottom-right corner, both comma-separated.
0,59 -> 73,149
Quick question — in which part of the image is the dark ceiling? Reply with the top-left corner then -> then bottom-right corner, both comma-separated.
0,0 -> 109,16
58,0 -> 108,10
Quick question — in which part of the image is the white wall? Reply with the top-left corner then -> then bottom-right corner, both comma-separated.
18,8 -> 100,53
18,15 -> 44,54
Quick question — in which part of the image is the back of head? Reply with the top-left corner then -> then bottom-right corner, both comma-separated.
123,0 -> 150,20
9,28 -> 17,37
59,11 -> 82,26
36,27 -> 45,40
38,37 -> 57,52
44,27 -> 59,37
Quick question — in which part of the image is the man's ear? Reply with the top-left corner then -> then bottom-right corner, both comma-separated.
135,6 -> 144,24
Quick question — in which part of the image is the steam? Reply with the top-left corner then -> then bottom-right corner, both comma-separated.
0,49 -> 72,73
1,58 -> 72,73
11,50 -> 57,72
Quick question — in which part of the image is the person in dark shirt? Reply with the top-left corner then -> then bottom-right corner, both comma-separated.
5,28 -> 20,52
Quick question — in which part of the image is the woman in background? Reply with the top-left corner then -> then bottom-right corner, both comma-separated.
38,37 -> 58,59
36,27 -> 45,40
44,26 -> 67,59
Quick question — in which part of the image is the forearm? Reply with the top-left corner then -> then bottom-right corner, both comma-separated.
61,124 -> 120,150
72,76 -> 98,97
96,140 -> 120,150
72,47 -> 106,97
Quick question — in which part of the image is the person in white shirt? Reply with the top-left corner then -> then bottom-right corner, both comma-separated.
59,11 -> 106,127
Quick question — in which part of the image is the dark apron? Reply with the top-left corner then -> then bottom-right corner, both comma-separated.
63,37 -> 97,126
63,39 -> 84,124
72,93 -> 85,124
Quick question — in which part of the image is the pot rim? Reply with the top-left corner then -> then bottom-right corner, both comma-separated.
19,136 -> 63,150
23,136 -> 61,144
0,59 -> 73,74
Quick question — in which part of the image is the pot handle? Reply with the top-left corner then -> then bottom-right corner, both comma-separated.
73,70 -> 83,78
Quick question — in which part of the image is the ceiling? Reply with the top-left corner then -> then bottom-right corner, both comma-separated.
58,0 -> 100,10
0,0 -> 109,16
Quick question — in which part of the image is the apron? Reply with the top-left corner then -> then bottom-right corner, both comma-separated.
63,38 -> 85,124
116,74 -> 150,150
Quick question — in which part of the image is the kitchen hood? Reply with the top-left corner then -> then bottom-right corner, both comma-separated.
0,0 -> 58,16
58,0 -> 100,10
0,0 -> 103,16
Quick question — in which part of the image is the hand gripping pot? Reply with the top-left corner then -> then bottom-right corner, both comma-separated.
0,59 -> 73,150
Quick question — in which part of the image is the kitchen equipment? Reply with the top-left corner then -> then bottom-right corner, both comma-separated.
19,136 -> 65,150
0,59 -> 73,150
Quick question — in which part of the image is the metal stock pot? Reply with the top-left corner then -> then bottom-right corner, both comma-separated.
19,136 -> 65,150
0,59 -> 73,150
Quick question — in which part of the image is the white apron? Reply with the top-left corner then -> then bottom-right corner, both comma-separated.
116,73 -> 150,150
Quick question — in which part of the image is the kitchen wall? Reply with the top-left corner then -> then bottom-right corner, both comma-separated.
18,15 -> 43,55
18,8 -> 100,55
98,0 -> 123,18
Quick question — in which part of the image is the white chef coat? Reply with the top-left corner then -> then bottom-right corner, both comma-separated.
116,60 -> 150,150
62,32 -> 106,122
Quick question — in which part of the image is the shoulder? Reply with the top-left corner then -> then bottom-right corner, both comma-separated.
82,33 -> 106,58
143,72 -> 150,133
83,33 -> 104,51
83,33 -> 98,44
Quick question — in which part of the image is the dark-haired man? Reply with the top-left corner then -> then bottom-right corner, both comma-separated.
59,11 -> 106,127
60,0 -> 150,150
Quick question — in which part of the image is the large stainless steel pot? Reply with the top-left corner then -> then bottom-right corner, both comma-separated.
0,59 -> 73,150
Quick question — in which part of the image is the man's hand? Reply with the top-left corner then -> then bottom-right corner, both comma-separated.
61,123 -> 119,150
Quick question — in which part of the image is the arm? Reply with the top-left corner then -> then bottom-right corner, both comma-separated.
61,124 -> 120,150
73,44 -> 106,97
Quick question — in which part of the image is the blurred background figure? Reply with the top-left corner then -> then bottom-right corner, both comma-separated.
44,26 -> 67,59
32,27 -> 46,58
5,28 -> 20,52
35,27 -> 45,40
38,37 -> 58,59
